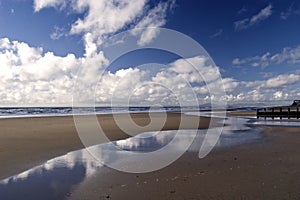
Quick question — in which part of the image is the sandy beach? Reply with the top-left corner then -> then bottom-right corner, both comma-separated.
0,112 -> 213,179
69,125 -> 300,200
1,111 -> 300,199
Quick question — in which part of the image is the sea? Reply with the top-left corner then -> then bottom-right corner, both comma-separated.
0,106 -> 259,118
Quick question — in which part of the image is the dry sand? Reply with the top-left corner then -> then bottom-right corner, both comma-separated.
68,125 -> 300,200
0,112 -> 213,179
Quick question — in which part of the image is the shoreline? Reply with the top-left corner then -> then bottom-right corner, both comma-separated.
0,108 -> 256,119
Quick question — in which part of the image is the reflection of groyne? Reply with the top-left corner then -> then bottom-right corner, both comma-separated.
257,100 -> 300,119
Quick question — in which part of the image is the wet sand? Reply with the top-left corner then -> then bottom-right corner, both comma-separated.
69,126 -> 300,200
0,112 -> 213,179
2,111 -> 300,199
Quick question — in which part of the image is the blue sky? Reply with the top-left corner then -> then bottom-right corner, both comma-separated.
0,0 -> 299,106
166,0 -> 300,80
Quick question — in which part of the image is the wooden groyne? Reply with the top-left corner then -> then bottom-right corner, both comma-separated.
257,100 -> 300,119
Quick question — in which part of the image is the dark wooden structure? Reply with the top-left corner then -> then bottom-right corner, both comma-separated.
257,100 -> 300,119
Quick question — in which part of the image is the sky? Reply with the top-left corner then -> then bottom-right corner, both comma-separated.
0,0 -> 299,107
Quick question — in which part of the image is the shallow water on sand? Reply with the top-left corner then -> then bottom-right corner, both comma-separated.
0,114 -> 296,200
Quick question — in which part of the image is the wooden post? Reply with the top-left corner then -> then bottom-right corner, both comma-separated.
297,107 -> 299,119
264,108 -> 267,120
288,107 -> 290,119
272,108 -> 274,120
280,107 -> 282,119
256,109 -> 259,119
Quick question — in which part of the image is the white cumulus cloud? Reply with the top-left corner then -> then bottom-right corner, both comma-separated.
0,0 -> 174,106
0,38 -> 80,106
